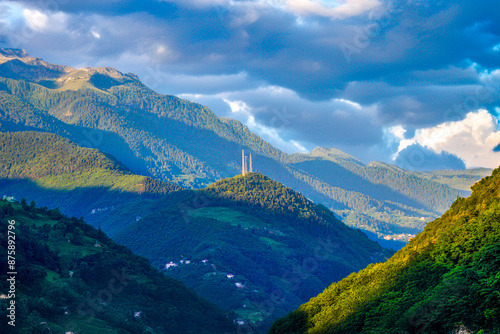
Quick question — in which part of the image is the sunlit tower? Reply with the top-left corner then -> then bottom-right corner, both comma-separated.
242,150 -> 246,176
242,150 -> 254,176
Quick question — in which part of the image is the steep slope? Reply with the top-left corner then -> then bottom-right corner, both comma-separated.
270,167 -> 500,334
0,131 -> 181,235
113,173 -> 391,333
0,131 -> 391,332
0,49 -> 486,245
0,199 -> 235,334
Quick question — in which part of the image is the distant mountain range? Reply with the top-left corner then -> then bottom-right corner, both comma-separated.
270,166 -> 500,334
0,48 -> 491,245
0,131 -> 391,332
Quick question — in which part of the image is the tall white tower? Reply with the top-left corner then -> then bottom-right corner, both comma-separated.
242,150 -> 246,175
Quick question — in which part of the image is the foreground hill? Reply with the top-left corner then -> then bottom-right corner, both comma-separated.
270,167 -> 500,333
0,131 -> 391,332
0,49 -> 489,244
0,199 -> 235,334
114,173 -> 391,332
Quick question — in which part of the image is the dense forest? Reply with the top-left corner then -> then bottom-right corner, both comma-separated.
270,167 -> 500,333
0,49 -> 489,243
0,199 -> 235,334
0,131 -> 392,331
113,172 -> 392,332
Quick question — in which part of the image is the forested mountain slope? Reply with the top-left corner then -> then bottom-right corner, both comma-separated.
0,131 -> 391,332
0,199 -> 235,334
270,166 -> 500,334
0,131 -> 181,235
0,48 -> 489,244
114,173 -> 391,332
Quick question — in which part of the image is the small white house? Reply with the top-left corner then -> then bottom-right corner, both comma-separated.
2,196 -> 15,203
165,262 -> 178,269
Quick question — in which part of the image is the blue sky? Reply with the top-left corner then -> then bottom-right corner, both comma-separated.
1,0 -> 500,170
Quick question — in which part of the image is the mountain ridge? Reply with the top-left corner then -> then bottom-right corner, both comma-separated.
0,48 -> 491,245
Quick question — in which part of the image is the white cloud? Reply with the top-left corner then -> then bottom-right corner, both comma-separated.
286,0 -> 381,19
23,9 -> 48,31
389,125 -> 406,140
161,0 -> 229,8
224,99 -> 252,114
335,98 -> 362,110
394,110 -> 500,169
246,115 -> 309,153
222,98 -> 308,153
91,28 -> 101,39
161,0 -> 380,19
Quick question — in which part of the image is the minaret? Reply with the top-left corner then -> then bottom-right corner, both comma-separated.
242,150 -> 245,176
249,154 -> 253,173
244,156 -> 248,175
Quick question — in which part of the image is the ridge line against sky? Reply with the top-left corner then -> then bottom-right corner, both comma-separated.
1,0 -> 500,170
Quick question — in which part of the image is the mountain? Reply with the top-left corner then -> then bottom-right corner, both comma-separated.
288,148 -> 491,243
0,131 -> 181,235
0,199 -> 235,334
0,48 -> 489,245
270,167 -> 500,334
114,172 -> 391,332
0,131 -> 391,332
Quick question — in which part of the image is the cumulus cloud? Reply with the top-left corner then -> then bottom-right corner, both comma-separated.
161,0 -> 229,9
393,110 -> 500,169
286,0 -> 381,19
180,84 -> 382,157
23,9 -> 47,31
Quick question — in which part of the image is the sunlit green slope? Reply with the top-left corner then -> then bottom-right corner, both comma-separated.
270,167 -> 500,334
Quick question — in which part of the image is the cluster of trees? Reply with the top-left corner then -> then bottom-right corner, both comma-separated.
270,168 -> 500,333
0,199 -> 235,334
205,173 -> 339,226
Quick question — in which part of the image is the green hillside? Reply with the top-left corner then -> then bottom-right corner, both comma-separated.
114,173 -> 391,332
0,131 -> 180,194
0,131 -> 182,235
0,48 -> 487,244
0,131 -> 391,332
270,167 -> 500,334
0,199 -> 235,334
